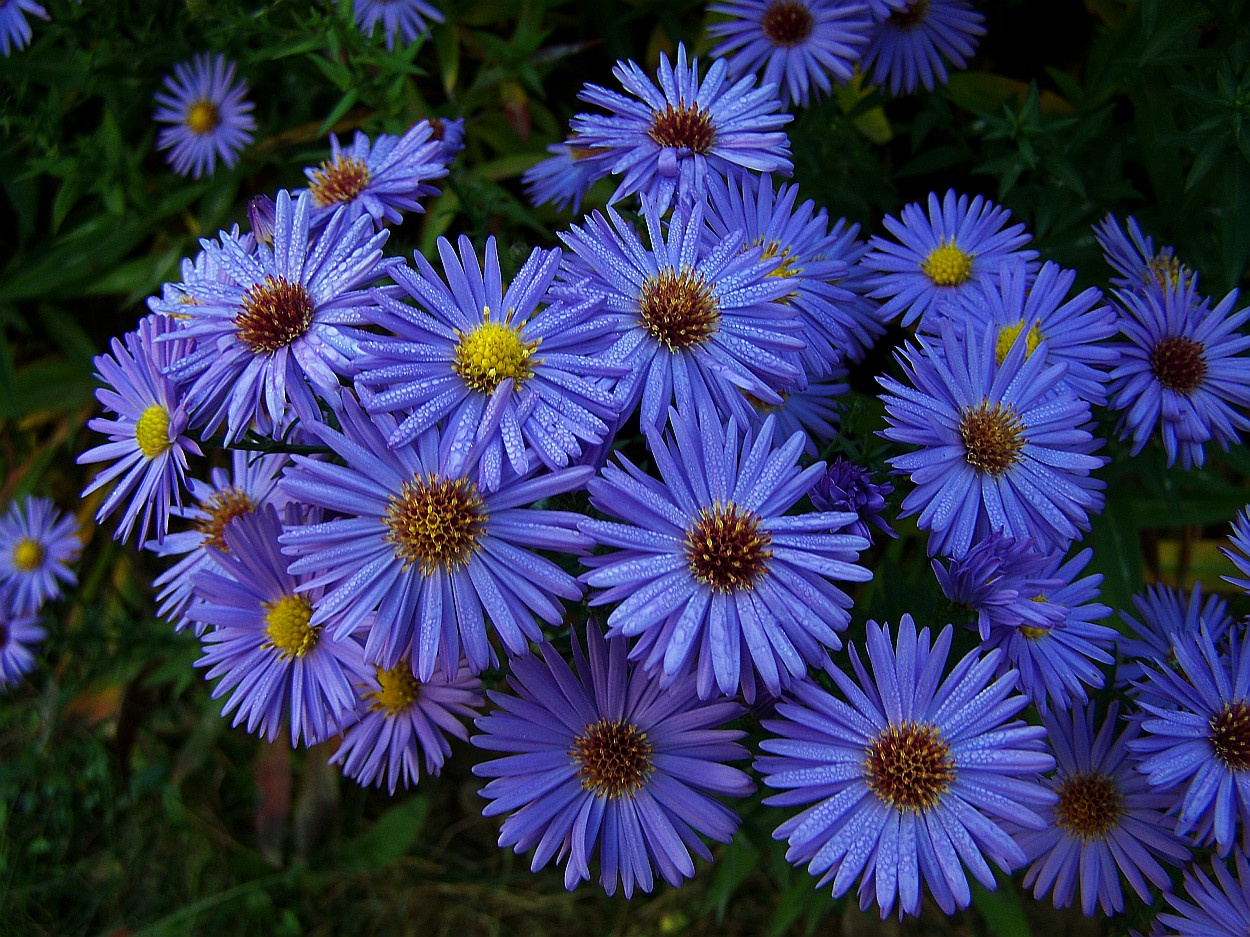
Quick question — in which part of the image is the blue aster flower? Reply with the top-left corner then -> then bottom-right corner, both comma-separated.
471,620 -> 755,897
1158,849 -> 1250,935
557,196 -> 803,438
756,615 -> 1055,919
1130,623 -> 1250,855
932,532 -> 1065,640
1093,213 -> 1193,296
1107,278 -> 1250,470
1118,582 -> 1233,693
863,189 -> 1036,329
1016,702 -> 1189,916
153,53 -> 255,179
191,504 -> 370,747
581,406 -> 871,701
569,43 -> 793,212
353,236 -> 623,491
861,0 -> 985,95
345,0 -> 442,50
1225,507 -> 1250,594
878,322 -> 1107,558
331,657 -> 481,794
146,449 -> 291,633
300,122 -> 448,227
0,496 -> 80,616
0,0 -> 46,56
708,0 -> 875,109
428,115 -> 464,164
278,395 -> 592,682
79,314 -> 203,546
166,189 -> 392,443
929,260 -> 1119,406
0,607 -> 44,689
980,547 -> 1115,713
822,217 -> 888,363
746,365 -> 848,457
523,141 -> 608,214
809,457 -> 896,543
145,227 -> 254,318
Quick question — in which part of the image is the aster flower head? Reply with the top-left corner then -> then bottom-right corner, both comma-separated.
809,457 -> 896,543
861,0 -> 986,95
301,121 -> 448,227
1016,702 -> 1189,916
932,532 -> 1065,640
708,0 -> 875,109
471,620 -> 755,897
346,0 -> 443,50
354,236 -> 623,492
0,496 -> 80,616
332,658 -> 482,794
146,449 -> 290,633
1130,622 -> 1250,855
191,504 -> 370,747
166,189 -> 392,443
862,189 -> 1037,329
569,43 -> 793,212
1107,278 -> 1250,470
878,321 -> 1107,558
756,615 -> 1055,919
153,53 -> 255,179
0,607 -> 44,689
523,141 -> 607,214
428,116 -> 464,164
0,0 -> 47,57
581,405 -> 871,701
746,365 -> 849,457
1094,213 -> 1193,296
1225,507 -> 1250,595
79,314 -> 202,546
1159,850 -> 1250,936
146,226 -> 255,318
930,259 -> 1119,406
557,196 -> 804,438
1118,582 -> 1233,692
278,394 -> 592,682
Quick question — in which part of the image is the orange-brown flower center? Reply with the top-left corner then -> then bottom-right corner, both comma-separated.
864,721 -> 955,812
959,400 -> 1026,476
638,266 -> 720,351
685,502 -> 772,593
571,718 -> 655,799
383,474 -> 488,574
235,275 -> 315,354
1210,701 -> 1250,771
1055,771 -> 1124,841
889,0 -> 931,29
1150,336 -> 1206,394
309,154 -> 371,207
194,488 -> 257,551
762,0 -> 814,46
648,103 -> 716,153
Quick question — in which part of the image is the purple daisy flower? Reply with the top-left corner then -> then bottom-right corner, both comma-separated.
822,217 -> 889,363
0,0 -> 47,56
471,620 -> 755,897
191,505 -> 370,747
878,322 -> 1107,558
1118,582 -> 1233,693
0,607 -> 44,689
145,228 -> 253,318
557,197 -> 803,438
1158,849 -> 1250,935
0,496 -> 80,615
1225,507 -> 1250,594
569,43 -> 793,212
166,189 -> 392,443
300,122 -> 448,227
862,189 -> 1037,329
756,615 -> 1055,919
861,0 -> 986,95
331,657 -> 482,794
345,0 -> 443,50
523,141 -> 607,214
708,0 -> 875,109
1130,623 -> 1250,855
932,532 -> 1065,639
427,115 -> 464,164
153,53 -> 256,179
809,457 -> 896,543
353,236 -> 623,491
1016,702 -> 1189,916
146,449 -> 290,633
929,260 -> 1119,406
1093,213 -> 1193,296
980,546 -> 1115,713
581,407 -> 871,700
1107,278 -> 1250,470
278,395 -> 592,682
747,365 -> 848,457
78,314 -> 202,546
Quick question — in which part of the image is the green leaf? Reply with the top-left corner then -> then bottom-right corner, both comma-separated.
700,834 -> 759,922
317,89 -> 359,137
337,795 -> 430,871
970,872 -> 1032,937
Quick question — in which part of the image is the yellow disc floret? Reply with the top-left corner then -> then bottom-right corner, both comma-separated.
994,320 -> 1044,364
452,311 -> 539,394
12,538 -> 44,572
185,100 -> 221,135
921,240 -> 974,287
367,664 -> 422,716
135,405 -> 172,459
263,594 -> 318,660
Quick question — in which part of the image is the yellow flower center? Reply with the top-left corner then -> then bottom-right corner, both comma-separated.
12,538 -> 44,572
309,154 -> 372,207
263,594 -> 318,660
185,100 -> 221,136
134,405 -> 172,459
383,473 -> 488,574
452,313 -> 539,394
366,664 -> 422,716
638,266 -> 720,351
754,238 -> 802,278
994,320 -> 1044,364
921,240 -> 974,287
684,501 -> 773,593
194,488 -> 257,551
